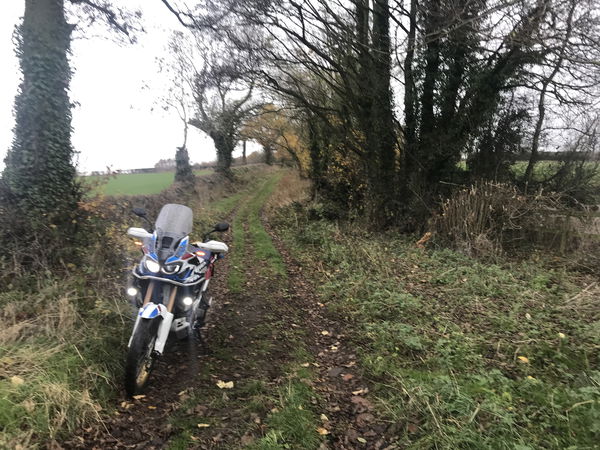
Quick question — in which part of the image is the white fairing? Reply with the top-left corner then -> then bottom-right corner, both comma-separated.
127,227 -> 153,239
154,311 -> 174,354
198,240 -> 229,254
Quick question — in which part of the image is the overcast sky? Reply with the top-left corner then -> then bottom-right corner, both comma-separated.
0,1 -> 241,174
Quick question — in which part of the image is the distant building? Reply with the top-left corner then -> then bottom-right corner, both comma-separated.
154,159 -> 176,171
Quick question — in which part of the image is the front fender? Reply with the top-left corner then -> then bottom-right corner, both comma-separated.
132,303 -> 174,354
139,302 -> 169,319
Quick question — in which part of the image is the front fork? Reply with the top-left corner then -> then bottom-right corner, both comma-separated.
128,280 -> 176,355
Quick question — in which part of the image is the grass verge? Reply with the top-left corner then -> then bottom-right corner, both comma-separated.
273,205 -> 600,449
0,279 -> 129,448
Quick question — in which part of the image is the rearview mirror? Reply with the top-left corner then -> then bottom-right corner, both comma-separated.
132,207 -> 147,217
214,222 -> 229,232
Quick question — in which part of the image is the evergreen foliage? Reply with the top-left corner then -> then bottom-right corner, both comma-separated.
2,0 -> 80,225
174,146 -> 195,185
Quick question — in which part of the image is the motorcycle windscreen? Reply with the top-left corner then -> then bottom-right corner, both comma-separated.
155,204 -> 193,237
154,204 -> 193,263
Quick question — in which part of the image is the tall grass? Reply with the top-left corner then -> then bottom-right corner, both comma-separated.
0,279 -> 129,448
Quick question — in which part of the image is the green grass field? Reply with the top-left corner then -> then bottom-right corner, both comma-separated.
85,170 -> 213,196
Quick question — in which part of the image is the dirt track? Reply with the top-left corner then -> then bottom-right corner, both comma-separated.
63,175 -> 392,449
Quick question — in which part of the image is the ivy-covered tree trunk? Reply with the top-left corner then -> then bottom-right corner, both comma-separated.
210,131 -> 234,178
3,0 -> 79,223
264,145 -> 273,165
366,0 -> 397,224
174,146 -> 195,184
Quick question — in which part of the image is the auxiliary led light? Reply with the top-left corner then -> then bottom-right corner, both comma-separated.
127,287 -> 138,296
182,297 -> 193,307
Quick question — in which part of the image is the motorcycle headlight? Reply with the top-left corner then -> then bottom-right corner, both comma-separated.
145,259 -> 160,273
162,263 -> 181,274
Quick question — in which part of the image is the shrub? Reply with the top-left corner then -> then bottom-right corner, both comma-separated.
432,181 -> 595,258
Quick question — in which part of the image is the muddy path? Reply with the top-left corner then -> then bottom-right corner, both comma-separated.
63,173 -> 390,449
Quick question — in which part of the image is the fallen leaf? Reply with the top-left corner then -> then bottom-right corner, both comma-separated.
197,423 -> 211,428
517,356 -> 530,364
357,437 -> 367,444
300,363 -> 310,367
10,376 -> 24,386
148,406 -> 157,410
21,399 -> 35,413
342,374 -> 354,381
216,380 -> 234,389
320,414 -> 329,422
317,427 -> 330,435
352,388 -> 368,395
321,330 -> 330,336
132,394 -> 146,400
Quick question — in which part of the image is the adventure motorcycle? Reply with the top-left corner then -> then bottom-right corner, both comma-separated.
124,203 -> 229,396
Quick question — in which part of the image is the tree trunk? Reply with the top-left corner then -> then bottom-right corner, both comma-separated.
308,117 -> 327,198
175,146 -> 195,184
3,0 -> 78,222
264,145 -> 273,165
211,131 -> 234,178
524,0 -> 575,190
242,139 -> 247,165
367,0 -> 397,224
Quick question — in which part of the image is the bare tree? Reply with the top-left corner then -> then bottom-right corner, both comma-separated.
160,31 -> 196,184
189,43 -> 259,177
160,0 -> 600,225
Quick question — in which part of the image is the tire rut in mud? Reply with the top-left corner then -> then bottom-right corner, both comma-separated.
263,213 -> 395,449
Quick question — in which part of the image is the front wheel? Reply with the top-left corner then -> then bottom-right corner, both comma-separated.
125,318 -> 160,396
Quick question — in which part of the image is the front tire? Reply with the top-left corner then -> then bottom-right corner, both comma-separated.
125,318 -> 160,396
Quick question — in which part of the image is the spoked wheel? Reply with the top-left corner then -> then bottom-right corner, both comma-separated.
125,318 -> 160,396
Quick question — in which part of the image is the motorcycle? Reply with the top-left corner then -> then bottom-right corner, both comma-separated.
124,203 -> 229,396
